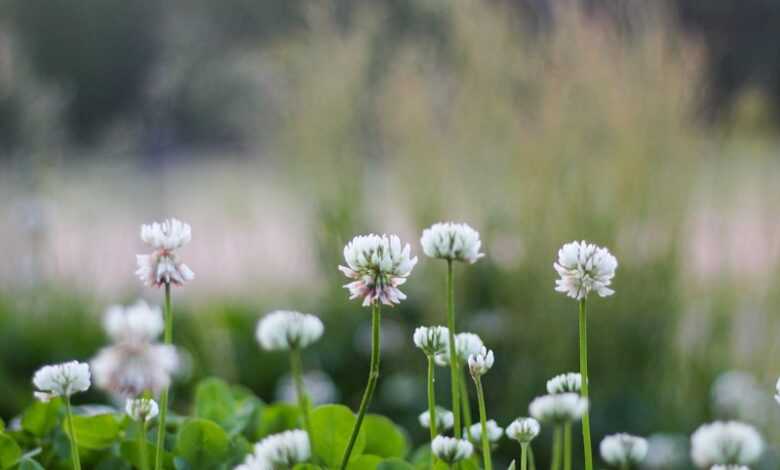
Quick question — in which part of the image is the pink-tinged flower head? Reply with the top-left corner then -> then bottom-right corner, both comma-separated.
554,240 -> 617,300
339,234 -> 417,307
136,218 -> 194,288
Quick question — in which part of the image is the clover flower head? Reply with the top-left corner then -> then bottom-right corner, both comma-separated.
529,393 -> 589,424
413,326 -> 449,357
254,430 -> 310,467
126,398 -> 159,422
600,433 -> 649,468
104,300 -> 164,344
136,218 -> 194,288
506,417 -> 541,444
467,420 -> 503,444
339,234 -> 417,307
642,434 -> 688,470
554,240 -> 617,300
690,421 -> 763,468
91,342 -> 178,397
33,361 -> 91,402
468,347 -> 494,377
419,407 -> 454,431
256,310 -> 324,351
431,435 -> 474,463
435,332 -> 484,367
420,222 -> 484,264
547,372 -> 582,394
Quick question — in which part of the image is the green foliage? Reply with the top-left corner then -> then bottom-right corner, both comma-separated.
0,433 -> 21,469
22,399 -> 62,437
362,414 -> 409,458
193,377 -> 264,438
17,458 -> 45,470
377,458 -> 416,470
255,403 -> 300,439
62,414 -> 120,450
175,418 -> 230,468
310,404 -> 366,469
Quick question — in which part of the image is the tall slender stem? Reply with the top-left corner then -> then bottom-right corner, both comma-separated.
473,376 -> 492,470
563,422 -> 572,470
64,396 -> 81,470
290,347 -> 314,451
529,443 -> 537,470
551,426 -> 561,470
459,368 -> 473,430
138,420 -> 149,470
339,303 -> 381,470
446,260 -> 462,438
578,298 -> 593,470
427,356 -> 438,466
521,443 -> 528,470
154,283 -> 172,470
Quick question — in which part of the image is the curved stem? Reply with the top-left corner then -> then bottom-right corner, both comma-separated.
521,443 -> 528,470
473,376 -> 492,470
427,356 -> 438,466
154,282 -> 172,470
339,303 -> 381,470
446,260 -> 462,438
563,422 -> 572,470
139,420 -> 149,470
64,396 -> 82,470
551,426 -> 561,470
578,299 -> 593,470
290,347 -> 314,451
459,368 -> 473,430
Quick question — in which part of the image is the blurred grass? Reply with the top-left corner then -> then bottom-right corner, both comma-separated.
2,2 -> 780,468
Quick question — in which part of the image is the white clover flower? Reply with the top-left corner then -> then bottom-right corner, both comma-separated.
275,371 -> 338,405
554,240 -> 617,300
125,398 -> 159,422
600,433 -> 648,468
33,361 -> 91,402
506,417 -> 540,444
431,435 -> 474,464
256,310 -> 324,351
234,454 -> 272,470
642,434 -> 688,469
690,421 -> 763,468
413,326 -> 449,357
467,420 -> 503,444
91,343 -> 178,397
468,347 -> 494,377
435,332 -> 484,367
529,393 -> 589,424
419,407 -> 455,431
136,218 -> 194,288
547,372 -> 582,394
774,376 -> 780,405
104,300 -> 164,344
253,430 -> 310,467
339,234 -> 417,307
420,222 -> 484,264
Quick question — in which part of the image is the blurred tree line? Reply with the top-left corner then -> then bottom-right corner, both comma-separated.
0,0 -> 778,156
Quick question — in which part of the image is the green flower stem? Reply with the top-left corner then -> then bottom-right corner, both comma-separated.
578,298 -> 593,470
563,422 -> 572,470
551,426 -> 562,470
138,420 -> 149,470
339,303 -> 381,470
473,375 -> 492,470
521,443 -> 529,470
64,396 -> 81,470
154,282 -> 173,470
446,260 -> 462,438
290,347 -> 314,452
529,444 -> 537,470
427,355 -> 438,466
459,368 -> 473,430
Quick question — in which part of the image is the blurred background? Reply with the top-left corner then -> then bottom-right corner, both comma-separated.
2,0 -> 780,467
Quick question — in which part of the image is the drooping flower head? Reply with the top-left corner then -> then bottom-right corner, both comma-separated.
529,393 -> 589,424
256,310 -> 324,351
690,421 -> 763,468
506,417 -> 541,444
431,435 -> 474,463
237,430 -> 310,469
547,372 -> 582,394
91,301 -> 178,397
419,407 -> 455,431
420,222 -> 484,264
33,361 -> 91,402
339,234 -> 417,307
136,218 -> 194,288
468,347 -> 494,377
600,433 -> 649,468
126,398 -> 159,422
466,420 -> 503,444
413,325 -> 449,357
435,332 -> 484,367
554,240 -> 617,300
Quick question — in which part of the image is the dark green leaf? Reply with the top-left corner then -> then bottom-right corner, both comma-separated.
362,415 -> 408,458
310,404 -> 365,469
